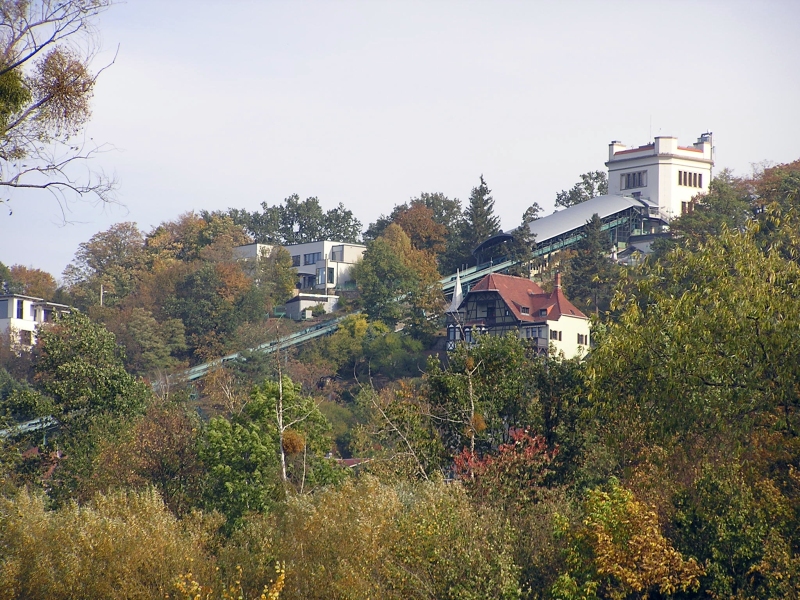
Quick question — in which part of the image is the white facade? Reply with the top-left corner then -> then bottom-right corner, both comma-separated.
0,295 -> 70,350
606,133 -> 713,221
234,241 -> 366,293
283,294 -> 340,320
544,314 -> 591,360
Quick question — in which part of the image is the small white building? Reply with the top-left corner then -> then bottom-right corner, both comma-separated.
234,241 -> 366,293
606,133 -> 713,221
283,293 -> 339,320
0,294 -> 70,350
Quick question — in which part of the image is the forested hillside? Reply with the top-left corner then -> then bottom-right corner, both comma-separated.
1,160 -> 799,598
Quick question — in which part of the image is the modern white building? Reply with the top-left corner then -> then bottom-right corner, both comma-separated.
0,294 -> 70,350
606,133 -> 714,220
234,241 -> 366,293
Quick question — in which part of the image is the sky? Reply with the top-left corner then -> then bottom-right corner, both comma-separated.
1,0 -> 799,279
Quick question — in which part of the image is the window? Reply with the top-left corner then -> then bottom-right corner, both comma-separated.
291,255 -> 301,267
327,267 -> 335,284
16,300 -> 23,319
331,246 -> 344,262
678,171 -> 703,188
448,325 -> 462,341
621,171 -> 647,190
550,329 -> 562,341
520,306 -> 530,315
577,333 -> 588,345
486,305 -> 495,318
521,327 -> 538,339
304,252 -> 322,265
316,268 -> 326,285
19,330 -> 32,346
539,308 -> 547,317
0,300 -> 7,318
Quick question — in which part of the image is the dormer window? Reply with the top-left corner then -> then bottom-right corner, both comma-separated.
539,308 -> 548,317
520,307 -> 530,315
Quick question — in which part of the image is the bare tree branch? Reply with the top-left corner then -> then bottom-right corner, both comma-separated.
0,0 -> 117,216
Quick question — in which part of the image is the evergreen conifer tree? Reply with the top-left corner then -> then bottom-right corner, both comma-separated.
563,214 -> 619,314
459,176 -> 502,267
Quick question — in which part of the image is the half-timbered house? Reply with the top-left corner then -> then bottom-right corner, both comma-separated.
447,272 -> 590,358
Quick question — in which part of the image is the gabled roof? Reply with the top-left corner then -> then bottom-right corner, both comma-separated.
465,272 -> 587,323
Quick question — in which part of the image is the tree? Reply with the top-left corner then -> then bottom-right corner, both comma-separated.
562,214 -> 619,314
672,461 -> 793,599
105,307 -> 187,374
555,171 -> 608,209
93,401 -> 204,516
200,414 -> 282,528
263,476 -> 520,599
0,261 -> 12,293
587,224 -> 800,460
254,245 -> 295,305
426,333 -> 537,456
201,375 -> 335,527
0,0 -> 117,213
7,265 -> 57,298
506,202 -> 541,278
416,192 -> 467,275
34,311 -> 149,420
354,230 -> 413,327
552,479 -> 703,599
230,195 -> 362,245
393,203 -> 448,254
352,382 -> 445,480
653,170 -> 753,259
165,262 -> 255,360
461,175 -> 501,264
247,376 -> 334,488
353,224 -> 444,338
144,211 -> 251,265
62,221 -> 146,308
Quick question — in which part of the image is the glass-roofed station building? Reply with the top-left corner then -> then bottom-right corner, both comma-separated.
468,133 -> 714,279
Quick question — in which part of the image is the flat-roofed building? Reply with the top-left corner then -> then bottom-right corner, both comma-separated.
606,133 -> 713,220
234,241 -> 366,293
0,294 -> 70,350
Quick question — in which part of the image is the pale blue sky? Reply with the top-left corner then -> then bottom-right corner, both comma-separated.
2,0 -> 799,278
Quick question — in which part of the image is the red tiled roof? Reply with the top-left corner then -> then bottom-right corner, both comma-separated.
466,272 -> 587,324
614,143 -> 655,156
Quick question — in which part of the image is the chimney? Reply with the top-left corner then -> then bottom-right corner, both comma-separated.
609,140 -> 626,161
554,272 -> 561,289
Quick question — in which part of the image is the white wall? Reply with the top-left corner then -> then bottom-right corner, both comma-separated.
547,315 -> 590,359
606,134 -> 713,220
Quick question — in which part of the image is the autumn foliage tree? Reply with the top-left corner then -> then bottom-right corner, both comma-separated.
354,223 -> 444,339
552,480 -> 703,599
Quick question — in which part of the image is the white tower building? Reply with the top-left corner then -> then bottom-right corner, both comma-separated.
606,133 -> 713,221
